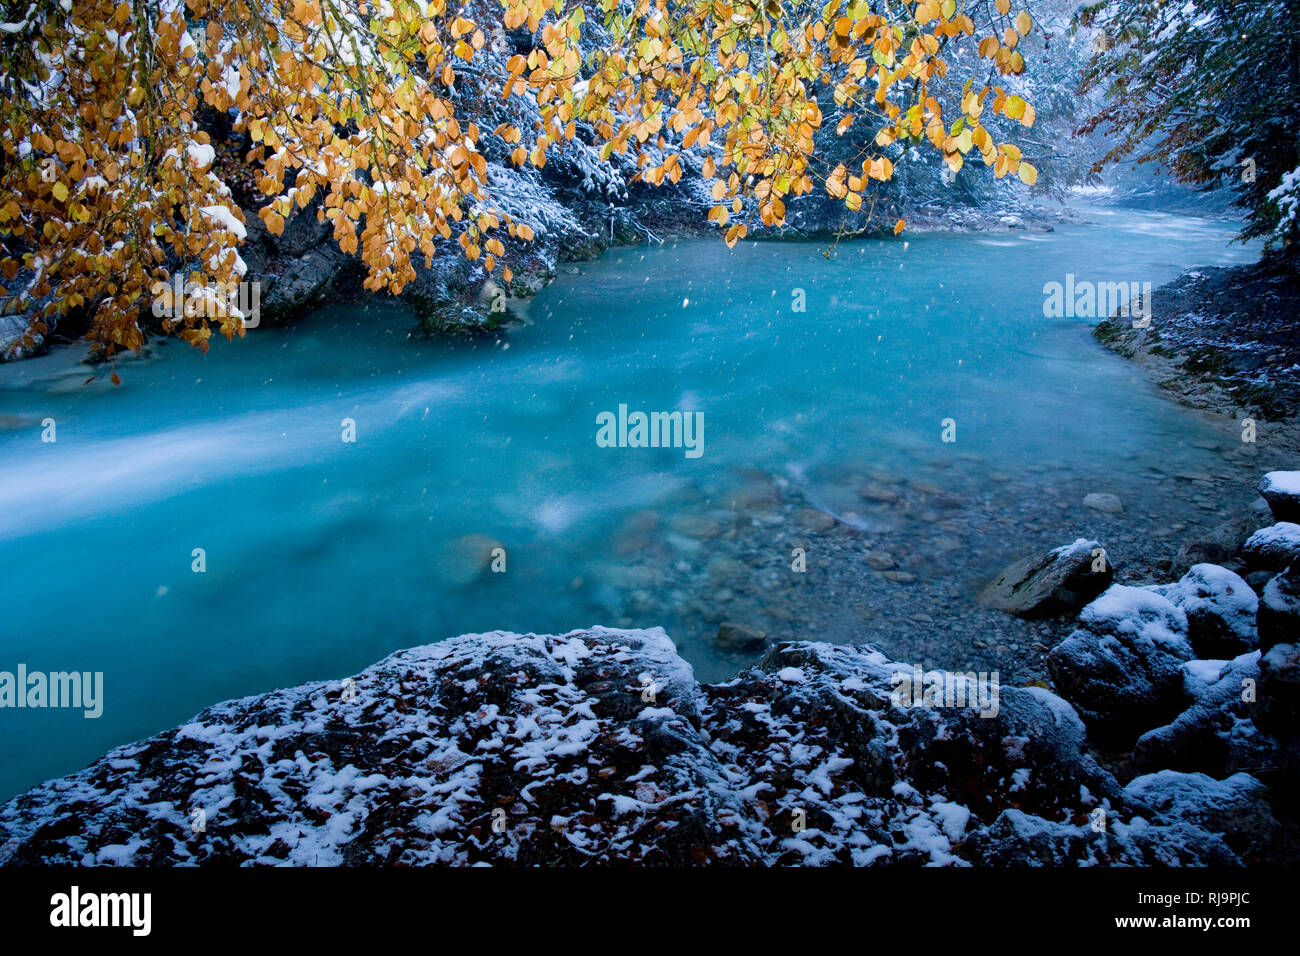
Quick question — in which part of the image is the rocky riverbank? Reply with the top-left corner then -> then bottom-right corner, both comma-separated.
2,472 -> 1297,866
584,422 -> 1292,686
1094,253 -> 1300,453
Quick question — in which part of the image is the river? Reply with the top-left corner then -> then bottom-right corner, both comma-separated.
0,204 -> 1279,800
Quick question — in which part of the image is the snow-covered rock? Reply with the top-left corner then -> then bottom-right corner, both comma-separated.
1131,654 -> 1268,776
701,642 -> 1120,866
978,538 -> 1113,618
1257,642 -> 1300,743
1258,559 -> 1300,651
1243,522 -> 1300,571
1153,563 -> 1258,658
965,805 -> 1238,866
1260,471 -> 1300,523
0,628 -> 1260,867
1046,585 -> 1194,740
0,627 -> 751,866
1123,771 -> 1299,866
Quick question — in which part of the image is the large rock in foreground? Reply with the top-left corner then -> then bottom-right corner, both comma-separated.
0,628 -> 749,866
3,628 -> 1284,866
1131,654 -> 1268,777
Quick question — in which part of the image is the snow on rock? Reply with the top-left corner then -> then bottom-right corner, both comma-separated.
0,627 -> 753,866
978,537 -> 1113,618
1258,643 -> 1300,744
1259,471 -> 1300,523
1131,653 -> 1271,778
965,806 -> 1237,866
705,643 -> 1068,865
1124,771 -> 1299,865
700,642 -> 1213,866
0,629 -> 1261,866
1047,585 -> 1194,741
1258,559 -> 1300,652
1243,522 -> 1300,571
1153,563 -> 1258,658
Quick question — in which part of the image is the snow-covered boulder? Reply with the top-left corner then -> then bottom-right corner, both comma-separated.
1131,654 -> 1267,776
969,763 -> 1298,868
1046,585 -> 1194,740
1258,558 -> 1300,652
1123,771 -> 1299,866
978,538 -> 1113,618
1260,471 -> 1300,523
965,806 -> 1238,866
1153,563 -> 1258,658
1243,522 -> 1300,571
1258,642 -> 1300,741
701,642 -> 1120,865
0,627 -> 756,866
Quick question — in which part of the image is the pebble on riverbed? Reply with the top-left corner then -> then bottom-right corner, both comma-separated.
1082,492 -> 1125,515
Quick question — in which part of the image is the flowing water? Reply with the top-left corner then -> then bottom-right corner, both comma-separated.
0,205 -> 1283,801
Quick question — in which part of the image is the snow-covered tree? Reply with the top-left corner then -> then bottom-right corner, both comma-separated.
1075,0 -> 1300,255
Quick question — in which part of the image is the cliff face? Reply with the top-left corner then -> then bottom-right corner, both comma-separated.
2,624 -> 1294,866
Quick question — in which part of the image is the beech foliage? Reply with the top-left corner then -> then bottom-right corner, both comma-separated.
1,0 -> 1042,359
